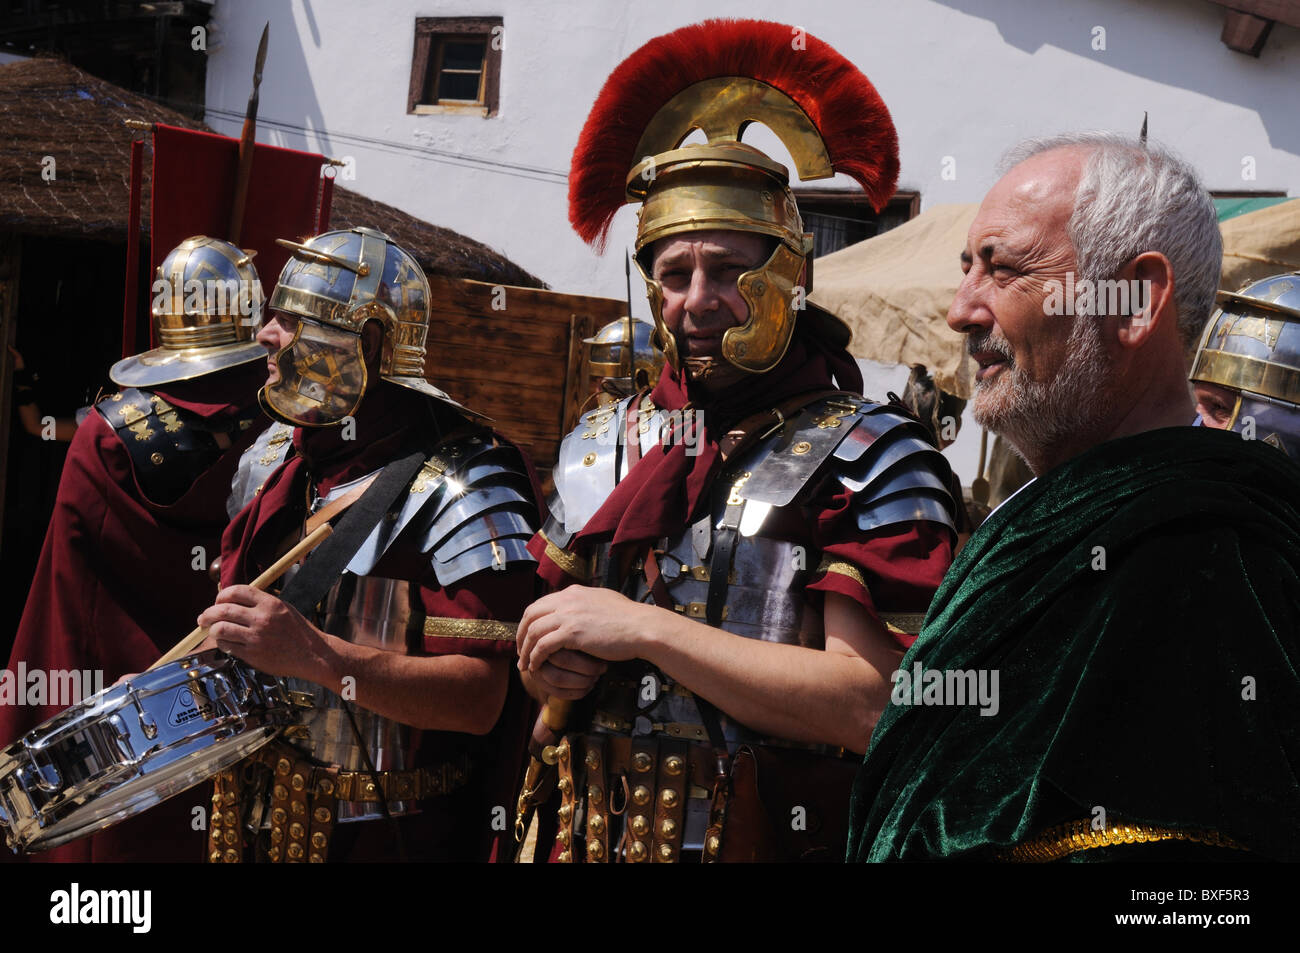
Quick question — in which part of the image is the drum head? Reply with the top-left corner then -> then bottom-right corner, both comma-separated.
0,650 -> 296,852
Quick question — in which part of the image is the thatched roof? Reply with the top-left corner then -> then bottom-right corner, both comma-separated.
0,57 -> 543,288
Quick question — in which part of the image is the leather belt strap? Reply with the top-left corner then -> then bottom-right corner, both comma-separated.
282,753 -> 314,863
643,544 -> 673,615
591,733 -> 714,789
307,767 -> 340,863
207,768 -> 246,863
626,736 -> 658,863
551,735 -> 716,863
707,472 -> 748,628
280,447 -> 428,615
207,743 -> 471,864
591,709 -> 709,742
652,737 -> 689,863
624,391 -> 645,470
584,735 -> 610,863
555,736 -> 577,863
331,759 -> 471,802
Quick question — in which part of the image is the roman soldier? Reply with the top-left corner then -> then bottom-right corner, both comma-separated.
583,317 -> 667,408
200,227 -> 541,862
1190,271 -> 1300,458
0,236 -> 269,862
515,19 -> 958,862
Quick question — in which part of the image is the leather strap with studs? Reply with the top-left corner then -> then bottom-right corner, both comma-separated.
265,752 -> 297,863
554,736 -> 577,863
207,769 -> 245,863
330,759 -> 470,802
582,735 -> 609,863
306,766 -> 341,864
281,754 -> 314,863
651,737 -> 689,863
624,737 -> 659,864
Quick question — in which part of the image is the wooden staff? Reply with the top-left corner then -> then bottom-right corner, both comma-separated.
513,698 -> 573,845
147,522 -> 332,671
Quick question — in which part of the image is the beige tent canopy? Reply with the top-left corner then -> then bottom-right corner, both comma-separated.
812,197 -> 1300,400
811,203 -> 978,398
1220,198 -> 1300,293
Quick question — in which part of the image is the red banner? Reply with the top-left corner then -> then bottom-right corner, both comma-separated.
150,124 -> 326,294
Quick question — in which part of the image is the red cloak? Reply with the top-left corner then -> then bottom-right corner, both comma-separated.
0,361 -> 266,863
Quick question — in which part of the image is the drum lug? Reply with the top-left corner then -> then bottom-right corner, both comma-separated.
108,714 -> 133,757
206,674 -> 233,718
18,758 -> 62,794
124,687 -> 158,740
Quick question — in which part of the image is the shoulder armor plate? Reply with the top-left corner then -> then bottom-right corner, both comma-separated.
227,421 -> 294,518
553,396 -> 635,535
97,387 -> 221,506
540,494 -> 574,548
735,395 -> 957,538
741,396 -> 885,508
841,413 -> 958,537
340,430 -> 539,585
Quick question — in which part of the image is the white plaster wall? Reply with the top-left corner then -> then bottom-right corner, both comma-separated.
204,0 -> 1300,481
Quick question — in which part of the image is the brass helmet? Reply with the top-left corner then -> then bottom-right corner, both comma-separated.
261,226 -> 471,427
111,235 -> 265,387
584,317 -> 666,398
568,19 -> 898,381
1190,271 -> 1300,457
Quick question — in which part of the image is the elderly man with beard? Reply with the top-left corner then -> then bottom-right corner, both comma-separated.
847,132 -> 1300,862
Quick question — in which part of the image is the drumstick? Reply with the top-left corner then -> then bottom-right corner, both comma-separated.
146,523 -> 334,670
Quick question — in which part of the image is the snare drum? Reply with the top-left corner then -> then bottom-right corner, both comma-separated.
0,649 -> 296,852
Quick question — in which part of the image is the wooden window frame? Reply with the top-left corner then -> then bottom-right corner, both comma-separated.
408,16 -> 502,117
794,188 -> 920,255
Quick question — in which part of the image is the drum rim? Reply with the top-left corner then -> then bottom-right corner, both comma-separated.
0,649 -> 296,853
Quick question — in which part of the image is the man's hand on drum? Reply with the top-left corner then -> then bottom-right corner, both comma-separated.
197,586 -> 334,682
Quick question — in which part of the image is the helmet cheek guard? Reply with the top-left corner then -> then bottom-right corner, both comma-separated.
260,227 -> 477,427
724,240 -> 810,374
1223,391 -> 1245,432
259,318 -> 368,427
634,235 -> 812,378
632,255 -> 679,374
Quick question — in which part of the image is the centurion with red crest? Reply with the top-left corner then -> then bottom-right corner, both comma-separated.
517,19 -> 959,863
569,17 -> 900,380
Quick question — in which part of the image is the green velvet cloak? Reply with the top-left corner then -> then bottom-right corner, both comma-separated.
848,427 -> 1300,861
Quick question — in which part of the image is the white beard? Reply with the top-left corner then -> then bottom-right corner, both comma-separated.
971,316 -> 1114,464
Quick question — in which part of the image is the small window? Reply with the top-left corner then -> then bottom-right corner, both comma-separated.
795,190 -> 920,256
408,17 -> 502,117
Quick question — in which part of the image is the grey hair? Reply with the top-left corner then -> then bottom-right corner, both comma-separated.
998,132 -> 1221,349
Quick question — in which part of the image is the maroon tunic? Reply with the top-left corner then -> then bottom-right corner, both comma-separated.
0,361 -> 266,863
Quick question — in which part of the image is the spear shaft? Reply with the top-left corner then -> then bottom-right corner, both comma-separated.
228,23 -> 269,245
